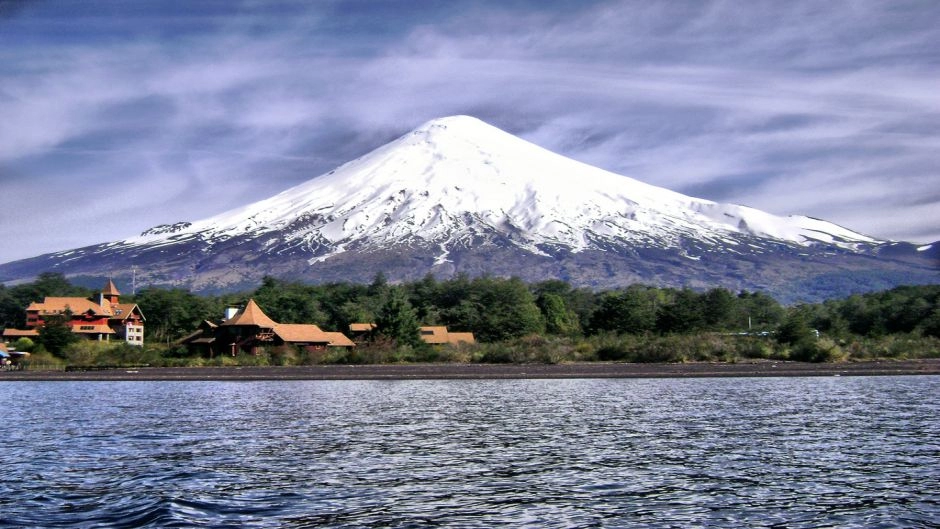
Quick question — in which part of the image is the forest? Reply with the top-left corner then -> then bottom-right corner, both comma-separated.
1,272 -> 938,368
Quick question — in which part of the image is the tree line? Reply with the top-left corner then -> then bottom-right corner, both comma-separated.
1,272 -> 937,364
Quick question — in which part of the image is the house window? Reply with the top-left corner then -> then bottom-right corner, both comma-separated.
421,330 -> 434,335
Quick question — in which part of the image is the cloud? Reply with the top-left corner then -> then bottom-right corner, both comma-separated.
1,0 -> 939,263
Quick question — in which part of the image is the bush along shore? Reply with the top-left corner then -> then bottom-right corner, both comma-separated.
2,273 -> 938,371
7,331 -> 939,372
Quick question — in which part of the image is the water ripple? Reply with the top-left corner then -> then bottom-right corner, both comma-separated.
1,376 -> 938,527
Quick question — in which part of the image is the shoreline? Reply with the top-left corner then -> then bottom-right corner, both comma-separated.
2,359 -> 939,381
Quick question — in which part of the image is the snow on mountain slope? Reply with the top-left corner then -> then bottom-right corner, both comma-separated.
125,115 -> 879,263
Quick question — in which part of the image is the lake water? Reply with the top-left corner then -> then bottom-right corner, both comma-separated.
1,376 -> 938,528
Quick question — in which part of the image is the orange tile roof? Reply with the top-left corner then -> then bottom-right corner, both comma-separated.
221,299 -> 278,328
3,328 -> 39,338
274,323 -> 329,343
273,324 -> 354,347
349,323 -> 377,332
27,297 -> 112,317
419,326 -> 475,345
324,332 -> 356,347
419,326 -> 450,344
447,332 -> 476,345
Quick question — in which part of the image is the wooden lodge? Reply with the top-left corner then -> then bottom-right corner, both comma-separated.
3,280 -> 146,346
179,299 -> 355,357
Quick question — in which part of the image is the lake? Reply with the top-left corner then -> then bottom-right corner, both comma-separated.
1,376 -> 937,528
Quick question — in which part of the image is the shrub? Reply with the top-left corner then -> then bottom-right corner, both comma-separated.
268,345 -> 300,366
20,349 -> 66,370
432,342 -> 476,363
597,343 -> 631,361
738,338 -> 774,359
234,352 -> 270,366
63,340 -> 107,366
12,337 -> 35,352
813,337 -> 847,362
470,335 -> 577,364
787,336 -> 846,362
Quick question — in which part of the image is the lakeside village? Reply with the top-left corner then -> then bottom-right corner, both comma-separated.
2,273 -> 939,370
0,279 -> 474,371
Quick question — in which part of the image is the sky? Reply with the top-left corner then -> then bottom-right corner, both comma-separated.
1,0 -> 938,263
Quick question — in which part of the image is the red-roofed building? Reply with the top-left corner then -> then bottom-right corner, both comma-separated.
17,280 -> 145,345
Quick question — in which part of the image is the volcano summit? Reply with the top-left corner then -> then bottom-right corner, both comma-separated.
1,116 -> 936,301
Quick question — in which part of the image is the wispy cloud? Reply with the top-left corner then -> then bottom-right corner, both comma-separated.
1,0 -> 938,262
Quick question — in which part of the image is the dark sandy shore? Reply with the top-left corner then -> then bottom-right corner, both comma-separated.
2,359 -> 939,381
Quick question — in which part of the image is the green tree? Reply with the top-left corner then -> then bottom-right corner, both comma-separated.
473,277 -> 545,342
656,288 -> 704,334
921,308 -> 940,338
537,292 -> 581,335
839,295 -> 883,336
532,280 -> 595,330
702,288 -> 735,329
589,286 -> 658,335
32,272 -> 87,297
134,287 -> 218,343
0,286 -> 24,329
38,312 -> 79,357
409,273 -> 442,325
253,276 -> 325,324
368,271 -> 389,297
0,273 -> 92,329
777,309 -> 814,345
376,287 -> 422,348
317,282 -> 374,330
12,336 -> 35,352
735,291 -> 785,331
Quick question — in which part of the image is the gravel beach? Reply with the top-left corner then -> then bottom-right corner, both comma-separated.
2,359 -> 939,381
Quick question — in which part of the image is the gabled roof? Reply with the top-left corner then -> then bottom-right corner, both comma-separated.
273,324 -> 354,347
27,297 -> 112,317
324,332 -> 356,347
220,299 -> 278,328
349,323 -> 377,332
274,323 -> 330,344
110,303 -> 145,321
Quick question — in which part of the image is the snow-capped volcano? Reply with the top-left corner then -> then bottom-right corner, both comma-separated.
1,116 -> 936,301
127,115 -> 875,261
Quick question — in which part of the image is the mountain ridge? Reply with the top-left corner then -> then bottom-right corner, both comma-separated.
1,115 -> 936,302
123,115 -> 879,256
